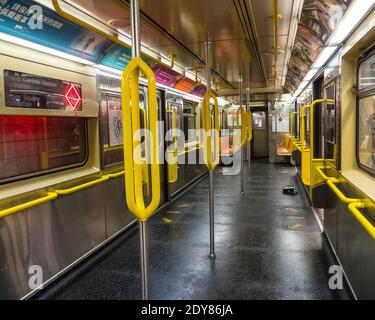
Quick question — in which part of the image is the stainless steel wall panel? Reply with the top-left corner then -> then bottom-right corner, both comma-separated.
0,184 -> 106,300
103,176 -> 135,238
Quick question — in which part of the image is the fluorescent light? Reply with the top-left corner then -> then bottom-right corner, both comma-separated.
313,46 -> 338,69
329,0 -> 375,45
218,97 -> 228,107
0,31 -> 95,65
304,69 -> 319,82
297,81 -> 308,92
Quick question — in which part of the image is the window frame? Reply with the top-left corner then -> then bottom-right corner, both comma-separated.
0,116 -> 89,185
356,51 -> 375,177
182,100 -> 197,143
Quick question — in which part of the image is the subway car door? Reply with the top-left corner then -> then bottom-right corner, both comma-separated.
251,109 -> 269,159
320,76 -> 341,251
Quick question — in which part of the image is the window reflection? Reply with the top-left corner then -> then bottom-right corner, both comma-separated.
0,116 -> 87,182
358,96 -> 375,172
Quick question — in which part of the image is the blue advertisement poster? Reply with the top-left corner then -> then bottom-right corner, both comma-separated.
100,44 -> 132,70
0,0 -> 112,62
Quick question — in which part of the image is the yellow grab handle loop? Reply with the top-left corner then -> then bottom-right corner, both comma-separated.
348,202 -> 375,240
236,107 -> 247,147
166,109 -> 178,183
166,109 -> 178,155
327,179 -> 362,204
202,90 -> 220,171
122,57 -> 160,221
0,192 -> 57,219
55,175 -> 109,195
246,111 -> 253,142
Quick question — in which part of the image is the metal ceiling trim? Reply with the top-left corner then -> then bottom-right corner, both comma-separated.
233,0 -> 267,87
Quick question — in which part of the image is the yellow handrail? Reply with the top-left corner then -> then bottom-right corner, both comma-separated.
348,202 -> 375,240
310,99 -> 335,159
246,111 -> 253,142
316,166 -> 335,182
0,192 -> 57,219
202,90 -> 220,171
166,109 -> 178,183
122,57 -> 160,221
107,171 -> 125,179
55,175 -> 110,195
327,179 -> 362,204
236,106 -> 247,147
300,105 -> 310,149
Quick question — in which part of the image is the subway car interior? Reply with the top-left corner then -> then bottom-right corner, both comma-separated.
0,0 -> 375,303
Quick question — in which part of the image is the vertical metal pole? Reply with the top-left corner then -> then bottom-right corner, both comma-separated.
246,88 -> 251,180
239,78 -> 245,196
131,0 -> 141,58
205,42 -> 215,259
139,221 -> 149,300
130,0 -> 149,300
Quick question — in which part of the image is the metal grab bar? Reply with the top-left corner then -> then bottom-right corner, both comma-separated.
0,192 -> 58,219
348,202 -> 375,240
107,171 -> 125,179
327,179 -> 362,204
236,106 -> 247,147
122,57 -> 160,221
202,90 -> 220,171
55,175 -> 110,195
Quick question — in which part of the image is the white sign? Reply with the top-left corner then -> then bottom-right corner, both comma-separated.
107,97 -> 123,147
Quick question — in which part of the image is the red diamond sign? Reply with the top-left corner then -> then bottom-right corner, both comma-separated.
65,84 -> 82,111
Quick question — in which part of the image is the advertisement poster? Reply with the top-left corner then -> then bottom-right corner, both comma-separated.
0,0 -> 112,62
107,96 -> 123,147
285,0 -> 349,93
100,44 -> 132,70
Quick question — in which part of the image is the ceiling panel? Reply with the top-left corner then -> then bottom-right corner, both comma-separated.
67,0 -> 298,96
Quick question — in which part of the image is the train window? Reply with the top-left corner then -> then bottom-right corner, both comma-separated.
358,55 -> 375,90
101,93 -> 147,167
0,116 -> 87,182
357,96 -> 375,173
325,83 -> 336,144
357,54 -> 375,175
183,101 -> 197,143
253,112 -> 266,129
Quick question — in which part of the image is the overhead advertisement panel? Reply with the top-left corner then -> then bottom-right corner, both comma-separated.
0,0 -> 112,62
100,44 -> 132,70
285,0 -> 350,94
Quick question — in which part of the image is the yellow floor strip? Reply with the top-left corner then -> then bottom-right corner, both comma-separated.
162,218 -> 173,223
